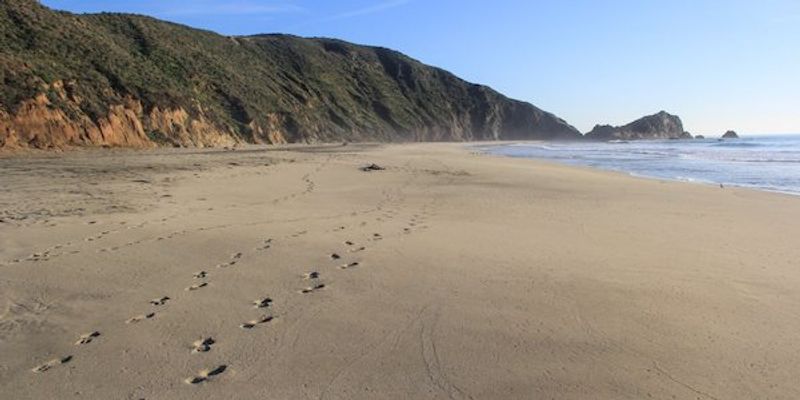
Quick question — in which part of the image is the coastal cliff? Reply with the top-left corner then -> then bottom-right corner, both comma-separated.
0,0 -> 580,150
585,111 -> 691,140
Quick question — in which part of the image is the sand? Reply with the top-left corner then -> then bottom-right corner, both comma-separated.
1,143 -> 799,399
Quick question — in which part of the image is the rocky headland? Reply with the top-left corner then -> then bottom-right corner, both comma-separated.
585,111 -> 692,141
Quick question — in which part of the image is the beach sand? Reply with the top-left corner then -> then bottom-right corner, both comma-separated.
1,143 -> 799,399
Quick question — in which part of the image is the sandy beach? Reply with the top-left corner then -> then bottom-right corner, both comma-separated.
1,142 -> 800,399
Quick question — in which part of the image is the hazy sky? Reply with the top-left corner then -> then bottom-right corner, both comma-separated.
42,0 -> 800,135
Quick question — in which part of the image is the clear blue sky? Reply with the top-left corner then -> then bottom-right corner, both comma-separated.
42,0 -> 800,135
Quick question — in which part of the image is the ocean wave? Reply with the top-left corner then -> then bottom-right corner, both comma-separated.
712,141 -> 764,147
680,153 -> 800,164
482,135 -> 800,195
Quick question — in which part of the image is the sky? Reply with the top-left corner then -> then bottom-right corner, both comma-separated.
41,0 -> 800,135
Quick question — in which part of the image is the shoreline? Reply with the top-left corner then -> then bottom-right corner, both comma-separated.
473,140 -> 800,198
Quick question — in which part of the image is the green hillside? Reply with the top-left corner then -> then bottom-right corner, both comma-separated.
0,0 -> 580,149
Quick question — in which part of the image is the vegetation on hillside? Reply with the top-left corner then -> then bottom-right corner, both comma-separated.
0,0 -> 579,147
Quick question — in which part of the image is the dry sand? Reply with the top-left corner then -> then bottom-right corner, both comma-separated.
1,143 -> 799,399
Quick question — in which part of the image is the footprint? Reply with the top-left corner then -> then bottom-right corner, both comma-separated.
75,331 -> 101,345
185,365 -> 227,384
339,262 -> 360,270
303,271 -> 320,280
330,253 -> 341,260
32,356 -> 73,373
126,313 -> 156,324
150,296 -> 171,306
186,283 -> 209,291
231,252 -> 243,260
253,297 -> 273,309
300,283 -> 326,294
344,241 -> 355,246
240,315 -> 274,329
185,376 -> 206,385
193,271 -> 208,279
204,365 -> 227,377
192,337 -> 216,353
217,260 -> 237,268
348,247 -> 366,253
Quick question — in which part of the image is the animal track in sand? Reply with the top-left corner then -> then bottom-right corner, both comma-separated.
150,296 -> 170,306
126,313 -> 156,324
303,271 -> 320,280
84,230 -> 111,242
193,271 -> 208,279
300,283 -> 326,294
344,241 -> 355,246
348,246 -> 366,253
256,239 -> 273,251
75,331 -> 101,345
240,315 -> 274,329
339,262 -> 359,270
216,252 -> 243,268
330,253 -> 341,260
191,337 -> 215,353
185,365 -> 227,384
31,356 -> 73,373
253,298 -> 273,309
186,283 -> 209,291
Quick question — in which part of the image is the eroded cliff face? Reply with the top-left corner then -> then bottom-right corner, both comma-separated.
0,82 -> 258,150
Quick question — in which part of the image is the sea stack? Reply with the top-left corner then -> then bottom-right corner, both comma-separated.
722,130 -> 739,139
585,111 -> 689,140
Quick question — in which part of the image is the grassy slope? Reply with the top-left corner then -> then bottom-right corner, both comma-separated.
0,0 -> 580,146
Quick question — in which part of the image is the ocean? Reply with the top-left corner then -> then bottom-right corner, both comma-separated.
481,135 -> 800,195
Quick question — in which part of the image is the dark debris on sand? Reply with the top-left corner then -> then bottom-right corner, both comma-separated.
360,163 -> 386,172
